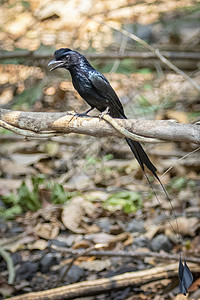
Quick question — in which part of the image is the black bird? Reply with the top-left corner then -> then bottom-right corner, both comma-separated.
48,48 -> 193,295
48,48 -> 157,178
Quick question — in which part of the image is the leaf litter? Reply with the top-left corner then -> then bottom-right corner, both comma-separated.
0,0 -> 200,298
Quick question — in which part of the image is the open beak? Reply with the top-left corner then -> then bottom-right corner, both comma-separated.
48,60 -> 64,71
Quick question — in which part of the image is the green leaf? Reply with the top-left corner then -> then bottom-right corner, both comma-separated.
18,182 -> 41,211
104,190 -> 142,213
0,204 -> 22,219
50,183 -> 77,204
170,177 -> 187,191
32,174 -> 46,193
50,183 -> 67,204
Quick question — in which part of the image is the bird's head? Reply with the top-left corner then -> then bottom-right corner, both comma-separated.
48,48 -> 80,71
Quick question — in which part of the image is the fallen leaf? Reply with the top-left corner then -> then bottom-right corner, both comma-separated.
34,222 -> 59,239
73,240 -> 93,249
11,153 -> 47,166
91,233 -> 116,244
28,239 -> 48,250
64,173 -> 94,190
0,279 -> 15,298
62,196 -> 97,233
0,159 -> 36,176
0,179 -> 21,195
188,277 -> 200,292
165,110 -> 188,123
1,235 -> 35,252
165,217 -> 199,236
174,294 -> 189,300
80,259 -> 111,271
144,224 -> 161,240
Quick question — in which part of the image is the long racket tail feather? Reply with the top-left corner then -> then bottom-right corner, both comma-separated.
153,174 -> 193,295
126,137 -> 193,295
143,171 -> 178,237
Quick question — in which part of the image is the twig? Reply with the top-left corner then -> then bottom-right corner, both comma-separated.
95,20 -> 200,92
56,245 -> 99,285
0,246 -> 15,284
161,146 -> 200,177
8,263 -> 200,300
102,114 -> 159,143
51,245 -> 200,264
0,120 -> 60,138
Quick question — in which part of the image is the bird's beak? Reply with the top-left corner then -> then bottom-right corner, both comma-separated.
48,60 -> 64,71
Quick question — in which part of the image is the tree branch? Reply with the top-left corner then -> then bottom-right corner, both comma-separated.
0,50 -> 200,70
0,108 -> 199,144
96,20 -> 200,92
7,263 -> 200,300
1,50 -> 200,61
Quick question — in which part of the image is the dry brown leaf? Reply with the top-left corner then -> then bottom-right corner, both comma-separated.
28,239 -> 48,250
190,236 -> 200,255
174,294 -> 189,300
11,153 -> 47,166
165,110 -> 188,123
142,278 -> 171,292
1,235 -> 35,252
165,217 -> 199,236
34,222 -> 59,239
188,277 -> 200,292
64,173 -> 94,190
92,233 -> 116,244
62,196 -> 97,233
80,259 -> 111,272
73,240 -> 93,249
144,224 -> 161,240
0,159 -> 36,176
0,178 -> 21,195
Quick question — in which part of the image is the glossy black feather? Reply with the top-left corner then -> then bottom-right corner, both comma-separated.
179,257 -> 193,295
50,48 -> 157,175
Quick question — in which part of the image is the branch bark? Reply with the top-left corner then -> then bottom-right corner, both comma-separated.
8,263 -> 200,300
51,245 -> 200,264
0,108 -> 200,144
1,50 -> 200,61
0,50 -> 200,70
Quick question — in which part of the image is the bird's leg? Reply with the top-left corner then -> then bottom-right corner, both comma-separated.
69,107 -> 95,123
74,107 -> 95,118
98,107 -> 110,119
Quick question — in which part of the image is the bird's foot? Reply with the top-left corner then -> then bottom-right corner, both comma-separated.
74,107 -> 94,119
75,112 -> 89,118
98,107 -> 110,119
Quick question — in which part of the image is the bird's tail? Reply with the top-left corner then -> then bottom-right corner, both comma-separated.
125,137 -> 158,179
125,137 -> 193,294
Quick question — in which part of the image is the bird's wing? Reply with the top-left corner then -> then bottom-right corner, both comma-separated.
88,71 -> 126,117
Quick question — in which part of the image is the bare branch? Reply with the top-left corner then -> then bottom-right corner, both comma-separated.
0,108 -> 200,144
51,245 -> 200,264
96,20 -> 200,92
1,50 -> 200,61
0,50 -> 200,70
7,263 -> 200,300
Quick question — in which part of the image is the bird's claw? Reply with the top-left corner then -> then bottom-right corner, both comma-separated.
98,107 -> 110,119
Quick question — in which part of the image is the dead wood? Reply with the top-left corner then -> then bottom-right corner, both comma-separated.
0,108 -> 200,144
8,263 -> 199,300
50,245 -> 200,264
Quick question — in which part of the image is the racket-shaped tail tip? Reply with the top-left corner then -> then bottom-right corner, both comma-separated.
178,256 -> 193,295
